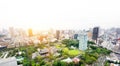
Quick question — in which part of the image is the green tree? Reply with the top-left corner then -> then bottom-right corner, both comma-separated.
104,61 -> 110,66
34,55 -> 42,62
62,48 -> 69,55
31,60 -> 36,66
87,41 -> 95,50
90,52 -> 99,59
61,39 -> 79,47
68,62 -> 74,66
79,60 -> 85,66
23,58 -> 30,66
53,60 -> 61,66
44,62 -> 51,66
90,46 -> 97,50
39,60 -> 45,66
36,63 -> 40,66
53,60 -> 58,66
60,61 -> 68,66
87,41 -> 95,45
81,53 -> 97,65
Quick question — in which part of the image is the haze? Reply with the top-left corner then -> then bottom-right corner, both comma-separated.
0,0 -> 120,30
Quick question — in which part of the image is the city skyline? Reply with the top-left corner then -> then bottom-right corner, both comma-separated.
0,0 -> 120,30
1,0 -> 120,66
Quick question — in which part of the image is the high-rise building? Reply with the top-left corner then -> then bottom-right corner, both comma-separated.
78,31 -> 88,50
87,31 -> 92,40
92,27 -> 99,43
74,34 -> 78,39
28,28 -> 33,37
56,30 -> 60,40
9,27 -> 15,37
116,28 -> 120,38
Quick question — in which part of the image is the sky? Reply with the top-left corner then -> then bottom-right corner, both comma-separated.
0,0 -> 120,30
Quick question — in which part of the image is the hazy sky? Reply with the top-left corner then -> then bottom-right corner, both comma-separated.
0,0 -> 120,30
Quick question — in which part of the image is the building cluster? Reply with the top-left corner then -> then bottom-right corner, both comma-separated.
0,27 -> 120,66
1,27 -> 120,51
0,27 -> 28,48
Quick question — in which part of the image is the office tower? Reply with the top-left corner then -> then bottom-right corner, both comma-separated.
92,27 -> 99,43
74,34 -> 78,39
28,28 -> 33,37
56,30 -> 60,40
78,31 -> 88,50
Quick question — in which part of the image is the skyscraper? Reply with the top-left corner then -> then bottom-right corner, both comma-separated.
92,27 -> 99,43
28,28 -> 33,37
78,31 -> 88,50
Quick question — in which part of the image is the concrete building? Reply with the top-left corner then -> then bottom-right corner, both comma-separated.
0,57 -> 17,66
56,30 -> 60,40
78,31 -> 88,50
9,27 -> 15,38
87,31 -> 92,40
116,28 -> 120,39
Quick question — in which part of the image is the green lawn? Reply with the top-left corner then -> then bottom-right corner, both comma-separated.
68,50 -> 84,57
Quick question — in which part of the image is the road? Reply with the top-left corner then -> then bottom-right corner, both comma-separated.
3,52 -> 8,58
0,52 -> 8,59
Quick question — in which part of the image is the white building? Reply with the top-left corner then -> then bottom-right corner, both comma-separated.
0,57 -> 17,66
78,31 -> 88,50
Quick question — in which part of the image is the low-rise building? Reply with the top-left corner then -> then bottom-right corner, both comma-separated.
0,57 -> 17,66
